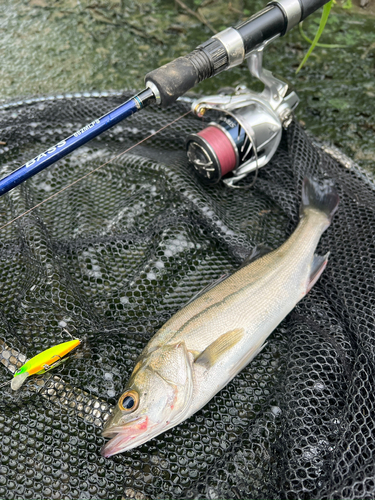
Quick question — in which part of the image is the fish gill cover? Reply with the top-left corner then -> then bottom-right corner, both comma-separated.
0,92 -> 374,500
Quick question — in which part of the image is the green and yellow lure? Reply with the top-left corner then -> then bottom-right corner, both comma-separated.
11,339 -> 81,390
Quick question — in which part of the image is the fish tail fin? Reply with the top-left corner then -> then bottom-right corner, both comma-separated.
300,177 -> 339,224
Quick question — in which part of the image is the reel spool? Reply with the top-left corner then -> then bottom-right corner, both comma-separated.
186,45 -> 299,187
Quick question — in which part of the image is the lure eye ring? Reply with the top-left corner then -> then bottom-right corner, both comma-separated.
118,389 -> 139,412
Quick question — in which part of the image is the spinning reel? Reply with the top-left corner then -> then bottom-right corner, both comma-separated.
0,0 -> 326,196
186,45 -> 299,187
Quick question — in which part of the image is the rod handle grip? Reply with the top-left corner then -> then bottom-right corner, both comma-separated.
145,37 -> 228,107
145,56 -> 201,108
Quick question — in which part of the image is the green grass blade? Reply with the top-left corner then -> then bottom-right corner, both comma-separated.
296,0 -> 334,74
298,22 -> 345,48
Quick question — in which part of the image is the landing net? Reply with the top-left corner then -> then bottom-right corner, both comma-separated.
0,91 -> 374,500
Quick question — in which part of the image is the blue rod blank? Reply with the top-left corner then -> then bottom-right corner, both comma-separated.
0,94 -> 146,196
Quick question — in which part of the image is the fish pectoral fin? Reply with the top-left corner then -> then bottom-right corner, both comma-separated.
307,252 -> 330,293
194,328 -> 244,369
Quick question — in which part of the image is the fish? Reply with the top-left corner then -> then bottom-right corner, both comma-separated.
101,177 -> 339,458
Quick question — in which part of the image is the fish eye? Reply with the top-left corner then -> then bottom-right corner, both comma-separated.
118,390 -> 139,412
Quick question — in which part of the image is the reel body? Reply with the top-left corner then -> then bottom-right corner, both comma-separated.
186,46 -> 299,187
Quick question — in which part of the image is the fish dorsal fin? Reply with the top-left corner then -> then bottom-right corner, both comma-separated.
184,273 -> 231,306
307,252 -> 330,293
239,244 -> 273,269
185,245 -> 273,307
194,328 -> 244,369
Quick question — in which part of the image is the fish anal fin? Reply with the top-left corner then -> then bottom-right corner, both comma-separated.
307,252 -> 330,293
195,328 -> 244,369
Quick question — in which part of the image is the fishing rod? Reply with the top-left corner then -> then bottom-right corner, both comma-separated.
0,0 -> 330,196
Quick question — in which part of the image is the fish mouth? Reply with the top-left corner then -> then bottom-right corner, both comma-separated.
101,425 -> 127,440
101,416 -> 153,458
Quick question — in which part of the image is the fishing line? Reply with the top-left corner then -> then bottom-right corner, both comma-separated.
0,109 -> 192,232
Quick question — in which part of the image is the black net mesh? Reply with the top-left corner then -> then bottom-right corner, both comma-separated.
0,91 -> 374,500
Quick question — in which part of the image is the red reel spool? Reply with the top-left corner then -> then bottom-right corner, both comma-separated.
186,123 -> 240,184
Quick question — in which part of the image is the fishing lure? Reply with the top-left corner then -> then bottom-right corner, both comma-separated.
1,339 -> 81,391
